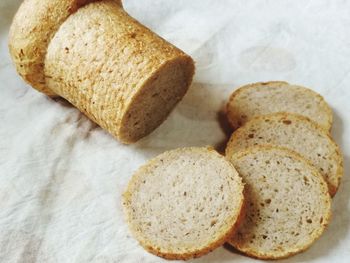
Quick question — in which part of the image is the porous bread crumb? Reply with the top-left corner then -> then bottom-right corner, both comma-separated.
123,147 -> 244,260
226,81 -> 332,131
226,146 -> 331,259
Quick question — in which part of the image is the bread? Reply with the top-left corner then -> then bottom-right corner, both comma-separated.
226,146 -> 331,259
226,81 -> 333,131
122,147 -> 244,260
226,113 -> 343,196
9,0 -> 195,143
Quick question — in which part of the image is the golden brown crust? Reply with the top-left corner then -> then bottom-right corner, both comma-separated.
122,147 -> 245,260
225,112 -> 343,196
226,81 -> 333,131
226,146 -> 332,260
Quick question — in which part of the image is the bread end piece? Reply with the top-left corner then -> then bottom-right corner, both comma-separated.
8,0 -> 114,95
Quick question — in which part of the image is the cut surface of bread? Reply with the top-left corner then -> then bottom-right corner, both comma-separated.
226,146 -> 331,259
226,113 -> 343,196
123,147 -> 244,260
118,55 -> 194,143
226,81 -> 332,130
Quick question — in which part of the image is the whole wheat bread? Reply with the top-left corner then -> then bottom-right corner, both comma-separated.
9,0 -> 194,143
123,147 -> 244,260
226,146 -> 331,259
226,81 -> 332,130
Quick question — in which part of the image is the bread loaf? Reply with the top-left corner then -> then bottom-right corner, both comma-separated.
9,0 -> 195,143
123,147 -> 244,260
226,81 -> 332,130
226,146 -> 331,259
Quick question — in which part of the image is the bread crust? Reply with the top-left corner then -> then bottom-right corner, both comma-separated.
226,81 -> 333,131
226,145 -> 332,260
123,147 -> 245,260
226,112 -> 343,196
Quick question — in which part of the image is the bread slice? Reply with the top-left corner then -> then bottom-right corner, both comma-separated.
226,146 -> 331,259
226,113 -> 343,196
226,81 -> 333,131
122,147 -> 244,260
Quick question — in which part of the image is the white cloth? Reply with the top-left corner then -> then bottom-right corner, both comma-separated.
1,0 -> 349,262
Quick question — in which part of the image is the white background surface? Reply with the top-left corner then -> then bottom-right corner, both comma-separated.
1,0 -> 349,262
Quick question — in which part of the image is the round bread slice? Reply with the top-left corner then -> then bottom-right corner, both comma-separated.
226,81 -> 333,130
226,146 -> 331,259
122,147 -> 244,260
226,113 -> 343,196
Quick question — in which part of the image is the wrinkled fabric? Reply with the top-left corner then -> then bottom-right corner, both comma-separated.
0,0 -> 349,262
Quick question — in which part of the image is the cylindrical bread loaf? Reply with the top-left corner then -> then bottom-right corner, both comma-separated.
9,0 -> 195,143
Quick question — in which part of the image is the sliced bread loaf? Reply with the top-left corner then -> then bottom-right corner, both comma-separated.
226,146 -> 331,259
9,0 -> 194,143
122,147 -> 244,260
226,81 -> 332,130
226,113 -> 343,196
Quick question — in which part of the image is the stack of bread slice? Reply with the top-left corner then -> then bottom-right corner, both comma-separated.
122,81 -> 343,260
225,81 -> 343,259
